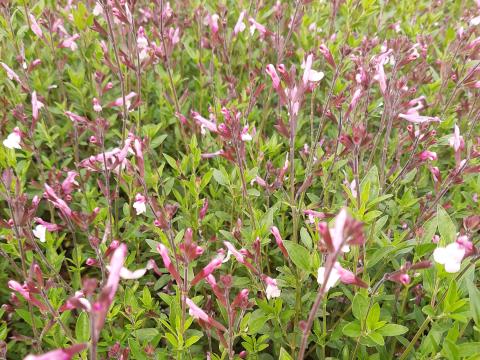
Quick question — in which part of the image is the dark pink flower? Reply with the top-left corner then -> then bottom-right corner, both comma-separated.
270,226 -> 289,259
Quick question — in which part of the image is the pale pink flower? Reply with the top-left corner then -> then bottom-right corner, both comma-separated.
133,193 -> 147,215
317,262 -> 367,290
234,11 -> 246,36
33,224 -> 47,242
302,54 -> 324,86
1,62 -> 22,84
92,98 -> 102,112
58,34 -> 80,51
31,91 -> 44,121
3,127 -> 22,149
264,276 -> 281,299
185,297 -> 226,331
304,209 -> 326,224
265,64 -> 281,89
108,92 -> 137,108
223,241 -> 258,273
449,125 -> 464,152
62,171 -> 78,195
92,244 -> 127,340
24,343 -> 87,360
28,13 -> 43,39
65,111 -> 88,123
93,2 -> 103,16
191,111 -> 218,133
398,113 -> 440,123
249,17 -> 268,36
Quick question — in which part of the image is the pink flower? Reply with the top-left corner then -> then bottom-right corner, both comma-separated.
59,291 -> 91,312
179,228 -> 204,262
44,184 -> 73,218
28,13 -> 43,39
418,150 -> 437,162
449,125 -> 464,152
199,198 -> 209,220
234,11 -> 246,36
108,92 -> 137,109
24,343 -> 87,360
223,241 -> 258,273
107,261 -> 153,280
62,171 -> 78,195
266,64 -> 281,89
302,54 -> 324,86
317,262 -> 367,290
92,244 -> 127,340
205,275 -> 226,306
231,289 -> 250,310
92,98 -> 102,112
191,256 -> 224,286
192,111 -> 218,133
263,276 -> 281,299
248,17 -> 268,37
58,34 -> 80,51
133,193 -> 147,215
270,226 -> 289,259
157,244 -> 182,284
319,44 -> 336,69
1,62 -> 22,84
8,280 -> 47,312
304,210 -> 326,224
184,297 -> 226,331
31,91 -> 44,121
65,111 -> 88,123
398,113 -> 441,123
374,51 -> 391,94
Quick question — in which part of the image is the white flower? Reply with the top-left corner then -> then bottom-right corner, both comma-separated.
433,242 -> 465,273
470,16 -> 480,26
93,2 -> 103,16
317,266 -> 341,290
266,283 -> 281,299
133,194 -> 146,215
264,277 -> 281,299
3,130 -> 21,149
33,225 -> 47,243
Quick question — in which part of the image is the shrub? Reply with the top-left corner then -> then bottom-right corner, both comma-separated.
1,0 -> 480,359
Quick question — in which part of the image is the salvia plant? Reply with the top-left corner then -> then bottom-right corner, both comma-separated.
1,0 -> 480,359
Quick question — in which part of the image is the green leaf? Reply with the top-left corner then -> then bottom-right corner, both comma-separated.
367,331 -> 384,346
279,347 -> 293,360
135,328 -> 159,342
212,169 -> 228,186
283,241 -> 311,272
437,205 -> 456,245
75,312 -> 90,342
343,321 -> 362,337
376,324 -> 409,336
467,278 -> 480,327
300,227 -> 313,250
352,293 -> 369,321
128,339 -> 148,360
366,303 -> 380,331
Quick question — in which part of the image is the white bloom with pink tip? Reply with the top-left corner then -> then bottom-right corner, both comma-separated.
433,235 -> 473,273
